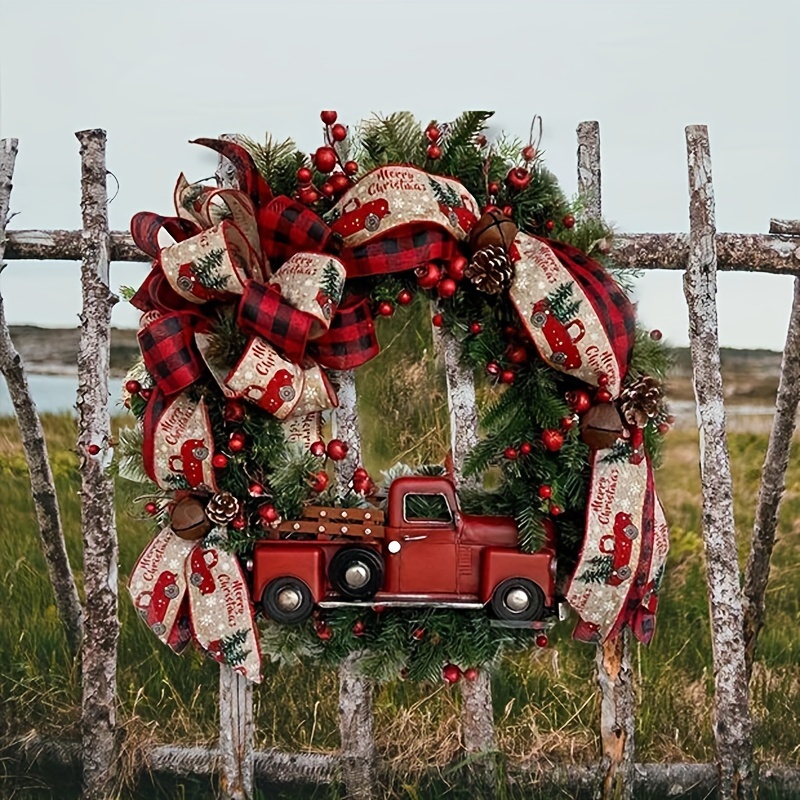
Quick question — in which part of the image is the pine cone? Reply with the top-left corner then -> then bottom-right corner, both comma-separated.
206,492 -> 241,525
465,245 -> 514,294
620,376 -> 663,427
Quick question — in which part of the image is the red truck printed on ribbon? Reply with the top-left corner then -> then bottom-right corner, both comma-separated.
242,368 -> 297,415
168,439 -> 211,488
135,570 -> 180,637
598,512 -> 639,586
530,300 -> 585,370
189,548 -> 219,595
329,198 -> 391,237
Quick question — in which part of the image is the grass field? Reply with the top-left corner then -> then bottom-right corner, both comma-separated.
1,314 -> 799,797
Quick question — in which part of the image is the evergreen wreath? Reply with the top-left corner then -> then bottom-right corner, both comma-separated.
118,111 -> 671,683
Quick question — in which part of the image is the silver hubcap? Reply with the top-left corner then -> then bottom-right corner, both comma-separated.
276,587 -> 302,612
344,562 -> 370,589
505,587 -> 530,613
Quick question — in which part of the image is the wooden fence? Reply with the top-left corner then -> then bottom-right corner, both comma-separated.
1,122 -> 800,800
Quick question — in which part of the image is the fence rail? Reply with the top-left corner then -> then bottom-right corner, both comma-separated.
1,121 -> 798,800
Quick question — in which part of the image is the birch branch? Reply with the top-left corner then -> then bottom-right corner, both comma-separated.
683,124 -> 752,800
0,141 -> 83,657
742,276 -> 800,679
769,219 -> 800,235
75,128 -> 119,800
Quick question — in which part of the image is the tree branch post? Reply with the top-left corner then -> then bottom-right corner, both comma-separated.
216,136 -> 256,800
683,125 -> 752,800
75,128 -> 119,800
742,276 -> 800,678
0,140 -> 83,657
331,370 -> 378,800
577,120 -> 636,800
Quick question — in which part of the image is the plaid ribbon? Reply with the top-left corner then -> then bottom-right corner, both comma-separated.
258,196 -> 335,267
542,237 -> 636,386
310,297 -> 380,370
138,312 -> 206,396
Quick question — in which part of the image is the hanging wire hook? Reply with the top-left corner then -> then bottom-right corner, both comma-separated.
106,170 -> 120,204
528,115 -> 543,152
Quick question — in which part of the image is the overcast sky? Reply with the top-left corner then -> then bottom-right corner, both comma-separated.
0,0 -> 797,349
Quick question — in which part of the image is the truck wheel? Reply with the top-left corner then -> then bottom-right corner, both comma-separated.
329,546 -> 384,600
263,577 -> 314,625
491,578 -> 545,622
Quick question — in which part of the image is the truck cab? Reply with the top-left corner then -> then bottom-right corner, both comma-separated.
251,475 -> 557,626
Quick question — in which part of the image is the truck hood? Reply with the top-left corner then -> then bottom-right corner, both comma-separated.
460,514 -> 518,547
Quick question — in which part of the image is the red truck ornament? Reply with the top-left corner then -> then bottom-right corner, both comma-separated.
250,476 -> 558,627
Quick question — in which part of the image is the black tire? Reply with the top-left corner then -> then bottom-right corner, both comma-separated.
490,577 -> 545,622
262,577 -> 314,625
328,546 -> 384,600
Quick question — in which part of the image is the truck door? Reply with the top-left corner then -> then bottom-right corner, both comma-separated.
396,491 -> 458,594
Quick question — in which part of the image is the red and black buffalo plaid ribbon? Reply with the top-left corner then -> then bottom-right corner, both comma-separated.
310,297 -> 380,370
542,237 -> 636,387
257,196 -> 335,268
137,312 -> 206,396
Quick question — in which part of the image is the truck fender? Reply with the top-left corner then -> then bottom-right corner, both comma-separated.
480,547 -> 556,607
251,543 -> 327,605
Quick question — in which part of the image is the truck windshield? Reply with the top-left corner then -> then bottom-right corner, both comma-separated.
404,493 -> 452,523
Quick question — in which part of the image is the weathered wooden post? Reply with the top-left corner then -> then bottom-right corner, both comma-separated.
577,120 -> 636,800
331,368 -> 378,800
216,138 -> 256,800
75,128 -> 119,800
0,140 -> 84,658
683,124 -> 753,800
742,221 -> 800,679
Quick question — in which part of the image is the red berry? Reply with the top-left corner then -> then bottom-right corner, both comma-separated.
311,470 -> 329,492
320,110 -> 338,125
212,454 -> 228,469
541,429 -> 564,452
500,370 -> 515,385
314,146 -> 337,173
125,379 -> 141,394
299,187 -> 320,205
566,390 -> 591,414
658,422 -> 670,435
297,167 -> 313,185
412,627 -> 426,641
231,515 -> 246,531
315,621 -> 332,640
224,399 -> 245,422
442,663 -> 462,684
504,447 -> 518,460
229,432 -> 245,452
488,182 -> 500,195
650,329 -> 663,341
486,361 -> 500,376
432,313 -> 444,328
87,443 -> 101,456
538,485 -> 552,499
352,620 -> 366,637
144,501 -> 158,515
563,214 -> 575,229
437,278 -> 457,299
595,389 -> 613,404
535,633 -> 549,648
502,205 -> 514,217
561,415 -> 576,430
469,322 -> 482,334
354,467 -> 369,480
140,388 -> 152,401
249,482 -> 264,496
447,255 -> 468,281
353,478 -> 370,495
507,345 -> 528,365
415,262 -> 441,289
372,604 -> 386,613
464,667 -> 479,682
326,439 -> 349,461
331,123 -> 347,142
597,373 -> 609,387
320,182 -> 335,197
507,167 -> 532,191
344,160 -> 358,176
476,135 -> 488,147
426,126 -> 440,142
397,289 -> 413,306
330,172 -> 350,193
520,442 -> 532,456
522,145 -> 536,162
549,504 -> 563,517
482,204 -> 498,214
545,219 -> 555,232
377,301 -> 394,317
259,504 -> 279,523
310,440 -> 326,457
427,144 -> 442,159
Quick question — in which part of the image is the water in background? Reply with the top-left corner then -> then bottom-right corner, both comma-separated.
0,373 -> 122,416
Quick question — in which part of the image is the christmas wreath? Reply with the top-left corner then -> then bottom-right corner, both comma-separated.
119,111 -> 670,684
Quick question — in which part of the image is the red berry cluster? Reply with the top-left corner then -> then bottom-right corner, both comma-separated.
426,125 -> 441,160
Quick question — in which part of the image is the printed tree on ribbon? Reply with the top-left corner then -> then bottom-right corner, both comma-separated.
428,177 -> 462,208
321,259 -> 344,304
217,628 -> 251,668
546,282 -> 582,324
192,248 -> 229,292
577,554 -> 613,584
